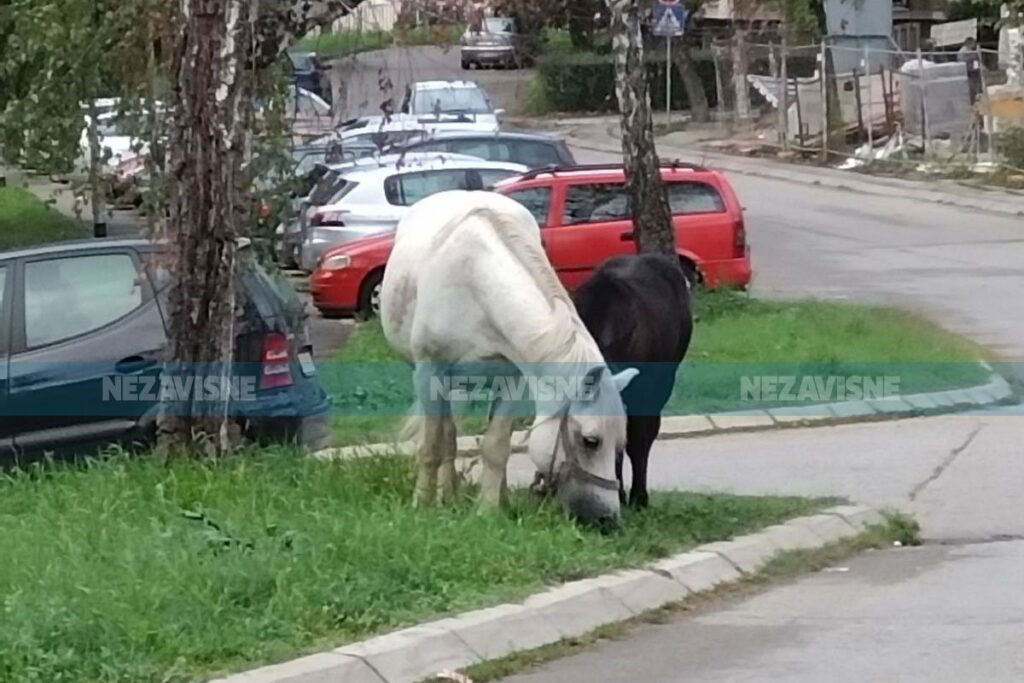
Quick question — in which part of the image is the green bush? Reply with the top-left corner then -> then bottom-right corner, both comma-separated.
1002,126 -> 1024,170
532,50 -> 719,114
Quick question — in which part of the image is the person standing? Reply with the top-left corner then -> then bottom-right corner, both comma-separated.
958,37 -> 983,104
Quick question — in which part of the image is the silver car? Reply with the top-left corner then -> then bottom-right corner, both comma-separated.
460,16 -> 525,69
299,156 -> 527,271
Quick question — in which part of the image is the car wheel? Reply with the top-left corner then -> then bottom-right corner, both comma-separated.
461,59 -> 471,70
356,270 -> 384,321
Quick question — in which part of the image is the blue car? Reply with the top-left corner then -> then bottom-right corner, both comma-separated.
0,238 -> 331,464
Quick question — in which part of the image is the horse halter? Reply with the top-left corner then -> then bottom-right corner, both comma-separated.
529,409 -> 620,497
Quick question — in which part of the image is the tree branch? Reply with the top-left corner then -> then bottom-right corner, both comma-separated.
253,0 -> 367,68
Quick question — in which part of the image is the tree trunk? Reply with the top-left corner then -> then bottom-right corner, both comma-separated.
731,26 -> 751,124
823,43 -> 844,150
674,41 -> 710,123
159,0 -> 251,454
85,97 -> 107,237
606,0 -> 675,255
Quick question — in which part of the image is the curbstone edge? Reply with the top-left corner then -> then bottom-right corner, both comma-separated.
334,624 -> 480,683
649,550 -> 743,592
206,652 -> 385,683
432,604 -> 563,663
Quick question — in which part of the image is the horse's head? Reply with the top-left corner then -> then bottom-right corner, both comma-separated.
527,365 -> 638,532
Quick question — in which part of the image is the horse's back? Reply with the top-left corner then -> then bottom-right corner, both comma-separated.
380,190 -> 547,361
574,254 -> 693,415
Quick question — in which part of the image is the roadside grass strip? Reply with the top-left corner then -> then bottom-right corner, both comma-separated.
0,186 -> 85,249
0,450 -> 829,683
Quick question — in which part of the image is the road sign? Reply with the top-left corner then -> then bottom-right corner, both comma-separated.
652,1 -> 687,37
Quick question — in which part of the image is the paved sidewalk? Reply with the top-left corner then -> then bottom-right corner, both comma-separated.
557,117 -> 1024,219
496,410 -> 1024,682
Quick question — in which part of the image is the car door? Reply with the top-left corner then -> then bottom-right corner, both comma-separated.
0,262 -> 13,458
8,249 -> 166,455
541,181 -> 636,290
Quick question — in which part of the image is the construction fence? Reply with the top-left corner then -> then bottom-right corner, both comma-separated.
694,37 -> 1024,171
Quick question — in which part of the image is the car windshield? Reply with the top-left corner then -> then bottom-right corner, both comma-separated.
485,17 -> 514,32
309,170 -> 349,205
414,87 -> 492,115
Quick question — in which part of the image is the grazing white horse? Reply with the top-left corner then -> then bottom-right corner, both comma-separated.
380,190 -> 637,529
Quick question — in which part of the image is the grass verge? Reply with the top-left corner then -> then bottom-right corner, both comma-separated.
325,291 -> 991,446
0,186 -> 85,249
426,512 -> 921,683
0,449 -> 829,683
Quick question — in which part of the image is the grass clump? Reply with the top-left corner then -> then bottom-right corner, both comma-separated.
0,449 -> 826,682
0,186 -> 85,249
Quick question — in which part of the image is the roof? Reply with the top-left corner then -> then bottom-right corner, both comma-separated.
493,161 -> 714,188
411,80 -> 481,91
338,157 -> 527,181
0,237 -> 153,260
404,130 -> 563,143
323,152 -> 486,172
0,236 -> 254,260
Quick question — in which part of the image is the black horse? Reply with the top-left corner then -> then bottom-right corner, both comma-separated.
574,254 -> 694,508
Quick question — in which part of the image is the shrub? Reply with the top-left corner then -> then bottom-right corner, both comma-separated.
1002,126 -> 1024,170
532,50 -> 719,114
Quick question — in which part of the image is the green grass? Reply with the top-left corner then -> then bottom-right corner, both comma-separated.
0,186 -> 85,249
325,291 -> 990,445
296,24 -> 464,58
0,450 -> 827,683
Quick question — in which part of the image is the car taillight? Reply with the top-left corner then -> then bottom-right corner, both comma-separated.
733,215 -> 747,258
315,211 -> 347,226
260,333 -> 293,389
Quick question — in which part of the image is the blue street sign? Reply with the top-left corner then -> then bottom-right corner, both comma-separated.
653,1 -> 687,37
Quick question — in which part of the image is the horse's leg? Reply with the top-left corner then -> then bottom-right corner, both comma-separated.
615,449 -> 627,506
437,408 -> 458,503
479,397 -> 515,508
627,415 -> 660,509
412,362 -> 444,506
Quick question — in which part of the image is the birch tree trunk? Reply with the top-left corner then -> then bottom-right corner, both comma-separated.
159,0 -> 250,454
159,0 -> 367,453
85,97 -> 107,237
606,0 -> 675,255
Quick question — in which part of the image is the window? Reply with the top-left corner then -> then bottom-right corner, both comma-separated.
448,140 -> 511,162
25,254 -> 143,348
413,87 -> 492,115
504,187 -> 552,227
563,183 -> 630,225
384,169 -> 472,206
0,266 -> 7,342
477,169 -> 519,189
666,182 -> 725,214
509,141 -> 562,168
309,170 -> 353,205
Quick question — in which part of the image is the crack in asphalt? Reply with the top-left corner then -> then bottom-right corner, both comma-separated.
908,423 -> 985,502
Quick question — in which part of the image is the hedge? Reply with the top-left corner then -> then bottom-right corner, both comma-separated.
531,50 -> 719,114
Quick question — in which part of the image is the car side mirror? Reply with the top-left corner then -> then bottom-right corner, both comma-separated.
495,108 -> 506,117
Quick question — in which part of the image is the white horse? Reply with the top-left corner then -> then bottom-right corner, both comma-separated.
379,190 -> 637,529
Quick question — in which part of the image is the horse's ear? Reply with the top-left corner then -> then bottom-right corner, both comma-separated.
611,368 -> 639,394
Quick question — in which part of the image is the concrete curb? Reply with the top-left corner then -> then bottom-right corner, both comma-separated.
207,505 -> 886,683
313,369 -> 1017,462
557,123 -> 1024,219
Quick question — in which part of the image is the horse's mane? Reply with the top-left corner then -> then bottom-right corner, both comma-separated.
431,195 -> 602,366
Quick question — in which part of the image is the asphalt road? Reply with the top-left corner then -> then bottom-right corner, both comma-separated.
326,45 -> 534,119
492,140 -> 1024,681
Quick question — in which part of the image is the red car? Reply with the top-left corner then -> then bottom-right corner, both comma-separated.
310,162 -> 751,318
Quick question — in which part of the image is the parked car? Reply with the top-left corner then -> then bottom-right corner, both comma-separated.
0,238 -> 331,463
398,80 -> 504,130
387,130 -> 575,169
276,152 -> 489,269
460,15 -> 528,69
309,162 -> 752,318
300,155 -> 527,272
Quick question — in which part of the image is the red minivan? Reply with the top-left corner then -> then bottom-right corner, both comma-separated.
310,162 -> 752,318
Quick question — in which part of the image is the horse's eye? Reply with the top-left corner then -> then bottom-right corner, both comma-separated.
581,435 -> 601,450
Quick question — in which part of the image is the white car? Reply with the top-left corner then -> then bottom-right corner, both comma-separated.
299,155 -> 526,271
399,80 -> 504,131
